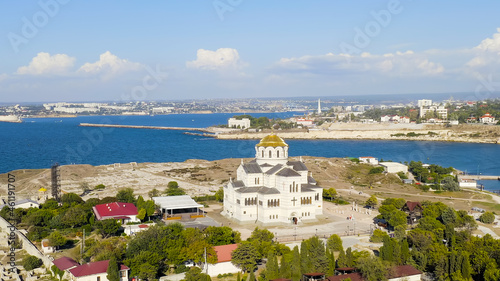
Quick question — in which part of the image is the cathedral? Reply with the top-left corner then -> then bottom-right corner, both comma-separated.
223,134 -> 323,225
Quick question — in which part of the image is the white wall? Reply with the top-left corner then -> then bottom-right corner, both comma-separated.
206,262 -> 240,276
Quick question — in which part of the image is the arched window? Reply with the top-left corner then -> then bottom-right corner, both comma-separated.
269,150 -> 272,158
278,199 -> 280,206
262,150 -> 264,158
277,150 -> 279,157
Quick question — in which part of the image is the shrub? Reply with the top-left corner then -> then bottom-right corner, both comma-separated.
95,184 -> 106,190
22,255 -> 43,271
480,212 -> 495,224
370,229 -> 389,243
369,167 -> 385,174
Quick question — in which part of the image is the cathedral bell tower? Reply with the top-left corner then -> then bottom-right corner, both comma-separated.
255,134 -> 289,165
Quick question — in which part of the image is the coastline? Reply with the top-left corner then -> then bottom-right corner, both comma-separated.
216,123 -> 500,144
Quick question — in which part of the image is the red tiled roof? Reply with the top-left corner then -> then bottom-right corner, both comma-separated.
53,257 -> 79,271
69,260 -> 109,277
328,273 -> 364,281
389,265 -> 422,278
405,201 -> 422,212
92,202 -> 138,220
139,224 -> 149,228
214,244 -> 238,263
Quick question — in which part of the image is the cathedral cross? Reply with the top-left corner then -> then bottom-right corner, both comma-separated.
291,197 -> 297,206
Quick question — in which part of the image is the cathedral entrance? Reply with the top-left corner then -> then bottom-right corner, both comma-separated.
291,212 -> 298,225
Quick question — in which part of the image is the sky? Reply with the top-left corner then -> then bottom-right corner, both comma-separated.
1,1 -> 500,103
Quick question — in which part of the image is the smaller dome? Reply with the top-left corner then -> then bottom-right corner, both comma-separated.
256,134 -> 288,147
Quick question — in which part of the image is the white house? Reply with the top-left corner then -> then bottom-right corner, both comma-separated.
359,157 -> 379,165
223,134 -> 323,225
459,179 -> 477,188
92,202 -> 139,223
41,239 -> 54,254
228,118 -> 251,129
480,113 -> 496,124
205,244 -> 240,276
379,162 -> 408,174
0,199 -> 40,210
296,118 -> 314,127
123,223 -> 153,236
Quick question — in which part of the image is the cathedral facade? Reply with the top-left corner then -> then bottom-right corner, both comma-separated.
223,134 -> 323,225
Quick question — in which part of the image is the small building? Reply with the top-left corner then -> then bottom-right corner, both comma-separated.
402,179 -> 414,184
124,223 -> 153,236
92,202 -> 139,223
41,239 -> 54,254
68,260 -> 129,281
459,179 -> 477,188
379,162 -> 408,174
296,118 -> 314,127
0,199 -> 40,210
403,201 -> 423,225
479,113 -> 496,124
302,273 -> 326,281
228,118 -> 251,129
359,156 -> 379,165
153,195 -> 204,219
205,244 -> 240,276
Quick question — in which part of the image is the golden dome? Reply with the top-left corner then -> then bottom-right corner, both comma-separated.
256,134 -> 288,147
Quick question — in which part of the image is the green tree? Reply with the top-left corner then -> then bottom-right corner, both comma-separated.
279,252 -> 291,279
95,219 -> 121,238
95,184 -> 106,190
394,225 -> 406,241
480,212 -> 495,224
204,226 -> 241,246
62,205 -> 88,228
165,181 -> 186,196
442,177 -> 460,191
357,256 -> 388,281
116,188 -> 136,203
51,264 -> 64,281
337,248 -> 348,268
215,187 -> 224,202
137,208 -> 147,221
248,227 -> 274,259
60,193 -> 84,205
148,188 -> 160,199
322,188 -> 337,201
22,255 -> 43,271
266,250 -> 279,280
48,230 -> 66,248
231,241 -> 259,272
365,195 -> 378,209
387,210 -> 408,229
106,258 -> 120,281
370,229 -> 389,243
290,246 -> 301,281
326,234 -> 343,251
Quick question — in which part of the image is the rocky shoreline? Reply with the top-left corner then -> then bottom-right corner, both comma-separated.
215,124 -> 500,144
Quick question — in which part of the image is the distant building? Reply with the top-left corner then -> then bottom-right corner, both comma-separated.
41,239 -> 54,254
204,244 -> 240,276
359,157 -> 379,165
296,118 -> 314,127
317,99 -> 322,115
92,202 -> 139,223
379,162 -> 408,174
228,118 -> 251,129
68,259 -> 129,281
153,195 -> 204,219
479,113 -> 496,124
0,199 -> 39,210
403,201 -> 423,225
459,179 -> 477,188
417,99 -> 432,107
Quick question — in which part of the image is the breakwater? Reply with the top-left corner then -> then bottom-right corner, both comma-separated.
79,123 -> 212,132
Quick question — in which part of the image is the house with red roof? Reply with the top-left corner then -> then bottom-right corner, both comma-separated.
92,202 -> 139,223
205,244 -> 240,276
479,113 -> 496,124
67,259 -> 129,281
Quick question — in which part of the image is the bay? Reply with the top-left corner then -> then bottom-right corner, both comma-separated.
1,113 -> 499,190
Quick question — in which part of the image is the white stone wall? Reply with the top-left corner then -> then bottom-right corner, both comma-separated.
206,262 -> 240,276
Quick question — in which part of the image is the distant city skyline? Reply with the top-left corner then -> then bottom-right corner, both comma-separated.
1,1 -> 500,102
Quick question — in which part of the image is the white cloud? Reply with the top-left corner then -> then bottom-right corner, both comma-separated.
272,50 -> 444,77
465,28 -> 500,71
0,73 -> 8,82
78,51 -> 143,78
17,52 -> 75,75
186,48 -> 243,70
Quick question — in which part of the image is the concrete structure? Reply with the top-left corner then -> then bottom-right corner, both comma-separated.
153,195 -> 204,217
379,162 -> 408,174
228,118 -> 251,129
123,223 -> 153,236
317,99 -> 322,115
296,118 -> 314,127
358,157 -> 379,165
459,179 -> 477,188
223,134 -> 323,225
205,244 -> 240,276
92,202 -> 139,223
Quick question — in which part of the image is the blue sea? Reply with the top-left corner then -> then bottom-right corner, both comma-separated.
1,113 -> 500,190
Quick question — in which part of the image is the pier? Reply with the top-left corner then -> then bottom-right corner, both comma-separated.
79,123 -> 212,133
459,175 -> 500,180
